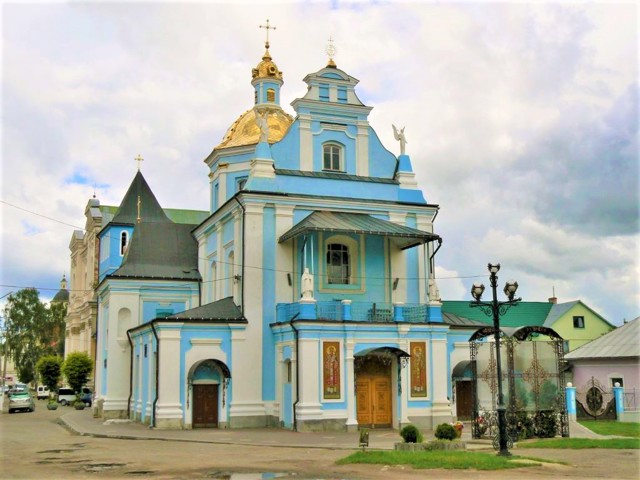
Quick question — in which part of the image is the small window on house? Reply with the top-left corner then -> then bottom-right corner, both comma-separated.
611,377 -> 623,387
326,243 -> 350,284
323,144 -> 342,171
266,88 -> 275,102
120,231 -> 129,256
237,177 -> 247,191
573,316 -> 585,328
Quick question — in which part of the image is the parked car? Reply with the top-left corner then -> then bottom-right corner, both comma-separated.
8,391 -> 35,413
56,387 -> 76,406
57,386 -> 92,406
81,388 -> 93,406
36,385 -> 50,400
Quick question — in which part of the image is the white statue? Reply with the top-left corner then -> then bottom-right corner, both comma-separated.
254,108 -> 269,143
301,268 -> 314,300
428,276 -> 441,303
392,124 -> 407,155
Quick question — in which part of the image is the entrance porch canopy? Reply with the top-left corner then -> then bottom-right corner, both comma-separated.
278,211 -> 441,250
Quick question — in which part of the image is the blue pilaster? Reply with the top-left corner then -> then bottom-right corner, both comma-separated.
427,303 -> 443,322
299,300 -> 317,320
613,385 -> 624,416
341,300 -> 352,321
566,384 -> 577,421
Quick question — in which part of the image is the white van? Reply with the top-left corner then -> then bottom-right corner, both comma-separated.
36,385 -> 50,399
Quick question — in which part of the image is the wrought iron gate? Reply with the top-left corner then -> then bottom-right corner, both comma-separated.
576,377 -> 617,420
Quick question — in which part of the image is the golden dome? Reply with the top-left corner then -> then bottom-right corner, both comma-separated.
215,106 -> 293,150
252,44 -> 283,81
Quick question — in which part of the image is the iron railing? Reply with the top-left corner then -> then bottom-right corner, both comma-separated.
275,301 -> 430,323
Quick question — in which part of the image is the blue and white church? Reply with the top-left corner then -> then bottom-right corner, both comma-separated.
94,37 -> 478,431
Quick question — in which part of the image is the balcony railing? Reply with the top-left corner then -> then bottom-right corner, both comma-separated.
276,301 -> 434,323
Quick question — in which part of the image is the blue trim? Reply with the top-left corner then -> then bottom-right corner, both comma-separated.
263,207 -> 276,401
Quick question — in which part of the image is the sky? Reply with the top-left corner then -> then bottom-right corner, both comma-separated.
1,1 -> 638,326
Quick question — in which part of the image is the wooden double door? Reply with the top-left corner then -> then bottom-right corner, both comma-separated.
356,374 -> 392,427
455,381 -> 473,420
193,384 -> 219,428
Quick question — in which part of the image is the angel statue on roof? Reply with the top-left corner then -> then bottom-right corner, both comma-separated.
392,124 -> 407,155
254,108 -> 269,143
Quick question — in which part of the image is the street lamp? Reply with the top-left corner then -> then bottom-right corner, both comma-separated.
470,263 -> 521,456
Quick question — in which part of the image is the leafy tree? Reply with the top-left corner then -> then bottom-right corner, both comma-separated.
3,289 -> 50,384
36,355 -> 62,400
62,352 -> 93,395
48,300 -> 67,357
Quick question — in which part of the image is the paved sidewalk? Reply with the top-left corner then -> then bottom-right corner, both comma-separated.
59,411 -> 609,450
59,411 -> 489,450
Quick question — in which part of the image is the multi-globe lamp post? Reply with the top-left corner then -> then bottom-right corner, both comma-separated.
470,263 -> 521,456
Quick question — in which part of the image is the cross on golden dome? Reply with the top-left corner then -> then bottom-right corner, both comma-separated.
259,19 -> 276,48
326,36 -> 337,68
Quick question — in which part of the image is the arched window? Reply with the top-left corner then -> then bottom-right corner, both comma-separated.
267,88 -> 275,102
120,231 -> 129,256
323,144 -> 342,172
326,243 -> 350,284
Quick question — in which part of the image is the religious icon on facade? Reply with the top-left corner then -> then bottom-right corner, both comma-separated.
410,341 -> 427,397
323,341 -> 341,399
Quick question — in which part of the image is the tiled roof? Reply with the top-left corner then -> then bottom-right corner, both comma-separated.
441,300 -> 554,328
109,222 -> 200,281
565,317 -> 639,360
111,171 -> 170,225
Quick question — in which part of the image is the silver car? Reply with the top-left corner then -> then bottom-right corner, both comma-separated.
8,391 -> 35,413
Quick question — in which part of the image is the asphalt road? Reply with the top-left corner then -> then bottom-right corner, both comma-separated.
1,401 -> 639,480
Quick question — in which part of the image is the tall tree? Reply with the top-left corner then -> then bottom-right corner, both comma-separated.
62,352 -> 92,395
3,288 -> 57,383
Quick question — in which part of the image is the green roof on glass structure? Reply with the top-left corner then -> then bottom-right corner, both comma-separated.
441,301 -> 554,328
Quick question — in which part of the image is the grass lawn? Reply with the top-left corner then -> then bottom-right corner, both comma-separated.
337,450 -> 557,470
523,438 -> 640,449
578,420 -> 640,438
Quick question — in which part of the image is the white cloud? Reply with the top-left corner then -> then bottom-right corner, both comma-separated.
1,2 -> 637,325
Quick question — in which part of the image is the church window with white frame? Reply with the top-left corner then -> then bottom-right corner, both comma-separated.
323,143 -> 342,172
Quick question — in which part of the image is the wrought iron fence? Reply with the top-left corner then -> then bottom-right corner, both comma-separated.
624,388 -> 637,411
576,377 -> 617,420
316,301 -> 341,320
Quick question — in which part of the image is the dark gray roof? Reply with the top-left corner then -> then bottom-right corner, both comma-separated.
166,297 -> 245,321
565,317 -> 639,360
110,171 -> 170,225
279,211 -> 440,250
109,222 -> 200,281
275,169 -> 398,185
52,288 -> 69,303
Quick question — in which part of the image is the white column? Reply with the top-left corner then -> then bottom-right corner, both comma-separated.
397,325 -> 411,425
345,340 -> 358,431
430,337 -> 452,424
295,338 -> 323,422
275,205 -> 294,304
299,114 -> 313,171
356,120 -> 369,177
155,326 -> 184,428
416,215 -> 432,304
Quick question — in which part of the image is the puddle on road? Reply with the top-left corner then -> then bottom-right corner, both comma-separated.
206,473 -> 293,479
125,471 -> 157,475
83,463 -> 127,472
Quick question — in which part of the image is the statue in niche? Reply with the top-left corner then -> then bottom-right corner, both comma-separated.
301,268 -> 314,299
392,124 -> 407,155
254,108 -> 269,143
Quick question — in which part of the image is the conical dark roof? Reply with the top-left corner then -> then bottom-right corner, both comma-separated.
111,171 -> 170,225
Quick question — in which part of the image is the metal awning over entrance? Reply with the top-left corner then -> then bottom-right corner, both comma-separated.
278,211 -> 441,250
355,346 -> 411,359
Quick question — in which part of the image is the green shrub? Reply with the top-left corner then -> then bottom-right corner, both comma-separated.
400,424 -> 423,443
435,423 -> 457,441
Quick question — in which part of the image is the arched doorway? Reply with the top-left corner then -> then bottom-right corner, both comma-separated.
452,360 -> 473,420
189,359 -> 230,428
354,347 -> 409,428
